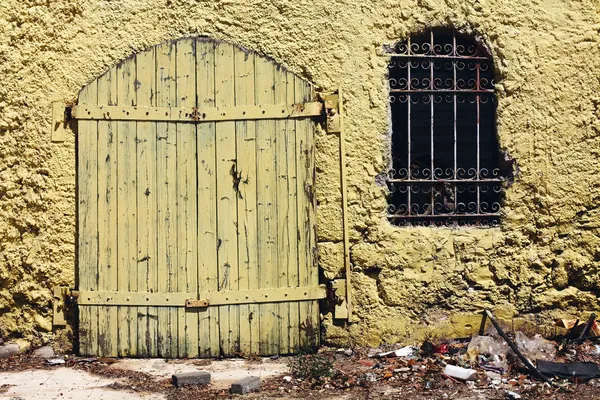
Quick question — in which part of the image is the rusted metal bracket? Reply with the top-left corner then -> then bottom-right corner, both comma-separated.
331,279 -> 349,320
76,286 -> 327,307
322,89 -> 352,322
51,102 -> 73,142
185,299 -> 211,308
52,286 -> 77,326
323,93 -> 341,134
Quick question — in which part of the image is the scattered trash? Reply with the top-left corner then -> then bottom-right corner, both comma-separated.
435,344 -> 449,354
282,376 -> 292,383
556,316 -> 600,338
515,331 -> 556,362
364,372 -> 378,382
74,358 -> 98,364
467,335 -> 510,372
443,365 -> 478,381
485,371 -> 502,380
45,358 -> 65,365
378,346 -> 418,358
479,309 -> 559,388
367,348 -> 382,358
336,348 -> 353,356
506,390 -> 522,399
421,340 -> 436,355
537,360 -> 600,380
358,359 -> 375,367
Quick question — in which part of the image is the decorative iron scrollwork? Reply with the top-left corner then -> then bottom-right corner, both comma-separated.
385,29 -> 508,227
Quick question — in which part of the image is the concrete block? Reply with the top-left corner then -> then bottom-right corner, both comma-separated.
0,344 -> 20,359
171,371 -> 211,387
32,346 -> 55,359
230,376 -> 260,394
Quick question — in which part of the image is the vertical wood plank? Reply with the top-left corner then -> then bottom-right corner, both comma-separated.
295,77 -> 311,350
77,80 -> 98,356
116,56 -> 138,357
255,56 -> 278,355
97,68 -> 119,357
304,84 -> 320,349
196,39 -> 220,357
274,66 -> 289,355
176,38 -> 199,358
234,48 -> 257,356
214,42 -> 239,356
136,47 -> 158,357
286,72 -> 300,354
156,42 -> 178,358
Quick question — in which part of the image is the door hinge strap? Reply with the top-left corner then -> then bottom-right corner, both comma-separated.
76,285 -> 327,307
70,102 -> 323,123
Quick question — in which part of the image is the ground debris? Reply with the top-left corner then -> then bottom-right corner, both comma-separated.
5,326 -> 600,399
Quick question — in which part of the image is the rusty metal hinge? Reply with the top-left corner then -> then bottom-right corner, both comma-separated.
52,286 -> 79,326
331,279 -> 349,320
322,93 -> 341,134
51,103 -> 74,143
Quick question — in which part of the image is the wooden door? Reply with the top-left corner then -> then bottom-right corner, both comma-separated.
76,37 -> 323,358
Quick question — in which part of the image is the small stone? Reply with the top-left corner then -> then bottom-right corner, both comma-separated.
0,344 -> 20,359
283,376 -> 292,382
365,372 -> 377,382
33,346 -> 55,359
485,371 -> 502,381
343,349 -> 353,356
506,391 -> 521,399
367,348 -> 382,358
172,371 -> 211,387
230,376 -> 260,394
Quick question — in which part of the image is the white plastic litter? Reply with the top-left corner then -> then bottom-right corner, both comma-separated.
378,345 -> 418,358
443,364 -> 478,381
45,358 -> 66,365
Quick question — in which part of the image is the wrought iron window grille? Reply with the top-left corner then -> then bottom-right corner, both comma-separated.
385,29 -> 511,228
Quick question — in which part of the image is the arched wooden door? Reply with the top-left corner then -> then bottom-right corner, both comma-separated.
76,37 -> 323,357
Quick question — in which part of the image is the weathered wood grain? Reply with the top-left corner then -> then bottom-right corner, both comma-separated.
196,39 -> 220,357
97,67 -> 119,357
155,42 -> 178,358
77,79 -> 98,356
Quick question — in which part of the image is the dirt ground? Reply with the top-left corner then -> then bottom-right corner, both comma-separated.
2,341 -> 600,400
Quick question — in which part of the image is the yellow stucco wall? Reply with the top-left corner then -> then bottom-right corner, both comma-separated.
0,0 -> 599,347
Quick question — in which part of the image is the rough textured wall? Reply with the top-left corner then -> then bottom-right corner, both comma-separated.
0,0 -> 599,347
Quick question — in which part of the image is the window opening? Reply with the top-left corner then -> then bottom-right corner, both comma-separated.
386,29 -> 509,227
